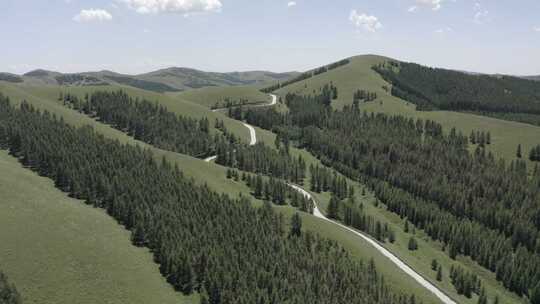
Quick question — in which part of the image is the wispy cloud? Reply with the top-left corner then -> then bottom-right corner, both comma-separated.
287,1 -> 297,7
73,9 -> 113,23
349,10 -> 382,33
119,0 -> 222,15
414,0 -> 443,11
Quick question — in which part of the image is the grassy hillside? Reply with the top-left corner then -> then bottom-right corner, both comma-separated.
0,150 -> 192,304
172,85 -> 271,108
275,54 -> 540,168
0,81 -> 445,303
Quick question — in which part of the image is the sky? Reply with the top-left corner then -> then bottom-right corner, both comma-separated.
1,0 -> 540,75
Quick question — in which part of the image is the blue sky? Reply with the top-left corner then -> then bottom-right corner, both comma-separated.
2,0 -> 539,75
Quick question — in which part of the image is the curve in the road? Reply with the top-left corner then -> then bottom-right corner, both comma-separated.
205,95 -> 276,162
206,93 -> 457,303
288,183 -> 457,304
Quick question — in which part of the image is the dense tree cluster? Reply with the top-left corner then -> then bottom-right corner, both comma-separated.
246,90 -> 540,298
0,272 -> 21,304
449,265 -> 482,299
216,140 -> 306,183
353,89 -> 378,106
55,74 -> 108,86
530,144 -> 540,161
261,59 -> 350,93
309,164 -> 349,198
0,95 -> 422,304
211,98 -> 252,110
469,130 -> 491,146
231,171 -> 314,213
373,61 -> 540,124
62,91 -> 216,158
0,73 -> 23,83
339,197 -> 396,243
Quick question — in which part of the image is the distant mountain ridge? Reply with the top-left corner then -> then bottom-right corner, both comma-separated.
0,67 -> 299,93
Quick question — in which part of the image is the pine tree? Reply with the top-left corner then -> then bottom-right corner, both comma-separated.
404,220 -> 410,233
290,213 -> 302,237
477,287 -> 487,304
531,282 -> 540,304
327,195 -> 341,219
517,144 -> 522,158
431,259 -> 438,271
408,237 -> 418,251
436,265 -> 443,281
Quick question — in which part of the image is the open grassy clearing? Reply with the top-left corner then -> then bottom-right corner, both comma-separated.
275,54 -> 540,170
172,85 -> 271,108
0,150 -> 193,304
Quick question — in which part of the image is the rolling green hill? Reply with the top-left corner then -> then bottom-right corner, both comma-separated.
274,54 -> 540,168
9,68 -> 299,93
172,85 -> 271,108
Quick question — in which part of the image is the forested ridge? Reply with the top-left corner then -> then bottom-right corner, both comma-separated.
245,89 -> 540,300
261,59 -> 349,93
61,91 -> 215,158
0,94 -> 420,304
0,272 -> 21,304
373,61 -> 540,125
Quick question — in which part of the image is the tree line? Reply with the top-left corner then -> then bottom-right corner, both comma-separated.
373,61 -> 540,125
244,90 -> 540,300
353,89 -> 378,106
530,144 -> 540,162
226,170 -> 314,213
0,271 -> 21,304
0,94 -> 420,304
261,59 -> 350,93
61,90 -> 215,158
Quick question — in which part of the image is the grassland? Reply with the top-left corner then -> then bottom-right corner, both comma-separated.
0,80 -> 446,303
0,150 -> 194,304
275,54 -> 540,169
172,85 -> 271,108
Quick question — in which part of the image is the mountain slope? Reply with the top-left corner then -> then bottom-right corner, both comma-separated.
7,68 -> 299,93
0,149 -> 189,304
273,54 -> 540,166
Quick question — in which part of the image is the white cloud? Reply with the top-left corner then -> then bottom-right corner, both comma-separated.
414,0 -> 443,11
474,10 -> 489,24
73,9 -> 113,22
435,27 -> 453,34
120,0 -> 222,15
408,6 -> 417,13
534,27 -> 540,32
287,1 -> 296,7
349,10 -> 382,33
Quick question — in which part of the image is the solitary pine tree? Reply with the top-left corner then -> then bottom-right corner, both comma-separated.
431,259 -> 438,271
437,265 -> 443,281
408,237 -> 418,251
517,144 -> 523,158
290,213 -> 302,237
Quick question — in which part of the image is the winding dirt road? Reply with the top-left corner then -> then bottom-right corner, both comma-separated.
206,93 -> 456,303
288,184 -> 456,304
